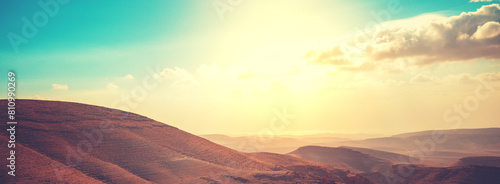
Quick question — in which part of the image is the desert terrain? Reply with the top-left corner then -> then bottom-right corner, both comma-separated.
1,99 -> 499,183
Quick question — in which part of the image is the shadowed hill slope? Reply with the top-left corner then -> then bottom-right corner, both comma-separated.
340,146 -> 424,165
361,165 -> 500,184
449,156 -> 500,167
289,146 -> 394,173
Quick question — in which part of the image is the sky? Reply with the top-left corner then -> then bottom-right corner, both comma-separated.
1,0 -> 500,136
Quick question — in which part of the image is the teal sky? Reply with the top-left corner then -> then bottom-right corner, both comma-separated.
1,0 -> 206,96
1,0 -> 499,135
0,0 -> 490,51
0,0 -> 490,84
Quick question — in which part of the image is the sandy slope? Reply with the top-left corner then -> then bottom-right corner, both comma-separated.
0,100 -> 371,183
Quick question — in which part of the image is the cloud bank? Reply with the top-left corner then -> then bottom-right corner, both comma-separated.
358,4 -> 500,65
307,4 -> 500,72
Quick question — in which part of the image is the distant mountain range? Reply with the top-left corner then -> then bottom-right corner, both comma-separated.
204,127 -> 500,166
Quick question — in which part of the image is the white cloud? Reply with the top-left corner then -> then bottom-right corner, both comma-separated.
305,4 -> 500,72
410,72 -> 500,85
107,83 -> 119,90
159,67 -> 192,79
472,21 -> 500,39
477,71 -> 500,81
470,0 -> 497,2
172,79 -> 199,87
357,4 -> 500,65
123,74 -> 134,80
52,84 -> 68,90
305,46 -> 351,65
158,67 -> 199,87
410,74 -> 439,83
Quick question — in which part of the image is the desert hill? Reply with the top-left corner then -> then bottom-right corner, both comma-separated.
339,146 -> 424,165
0,100 -> 371,183
288,146 -> 395,173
